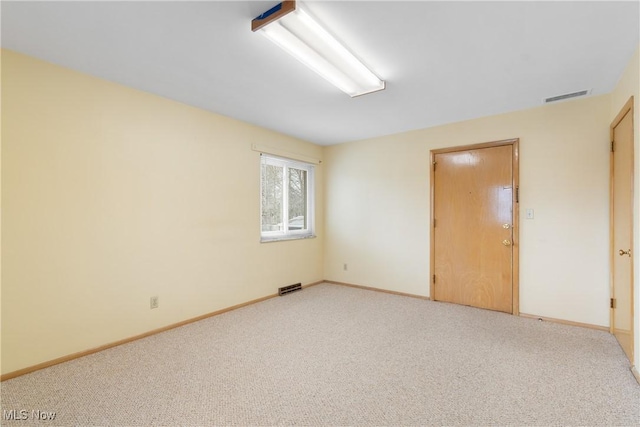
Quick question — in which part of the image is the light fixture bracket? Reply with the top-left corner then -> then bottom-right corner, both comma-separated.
252,1 -> 296,32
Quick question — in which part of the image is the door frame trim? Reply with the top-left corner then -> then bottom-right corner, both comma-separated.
430,138 -> 520,315
609,96 -> 635,363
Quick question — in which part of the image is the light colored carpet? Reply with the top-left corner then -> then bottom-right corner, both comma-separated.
1,283 -> 639,426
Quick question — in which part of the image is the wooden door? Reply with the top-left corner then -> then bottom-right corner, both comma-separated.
431,140 -> 519,314
610,97 -> 634,363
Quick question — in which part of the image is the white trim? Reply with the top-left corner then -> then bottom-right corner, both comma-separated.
260,234 -> 317,243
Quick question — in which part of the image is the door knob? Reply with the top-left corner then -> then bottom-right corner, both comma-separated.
502,240 -> 512,246
502,223 -> 511,229
619,249 -> 631,257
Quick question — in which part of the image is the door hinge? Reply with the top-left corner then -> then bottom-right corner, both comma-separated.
610,298 -> 616,309
433,161 -> 437,171
515,186 -> 519,203
611,140 -> 615,152
433,218 -> 436,228
433,274 -> 436,284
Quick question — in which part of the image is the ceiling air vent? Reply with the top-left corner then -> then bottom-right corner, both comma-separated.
544,89 -> 591,104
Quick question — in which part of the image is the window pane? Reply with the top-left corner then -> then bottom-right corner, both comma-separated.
261,163 -> 283,232
288,167 -> 307,231
260,154 -> 314,241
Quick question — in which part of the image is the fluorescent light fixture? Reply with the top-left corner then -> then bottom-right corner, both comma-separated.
252,1 -> 385,97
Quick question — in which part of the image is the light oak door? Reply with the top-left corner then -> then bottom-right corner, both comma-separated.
431,140 -> 519,314
610,97 -> 634,363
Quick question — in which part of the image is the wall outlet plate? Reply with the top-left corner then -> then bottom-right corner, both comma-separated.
150,296 -> 159,309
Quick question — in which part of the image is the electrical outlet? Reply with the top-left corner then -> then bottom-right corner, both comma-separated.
343,263 -> 348,271
150,296 -> 159,309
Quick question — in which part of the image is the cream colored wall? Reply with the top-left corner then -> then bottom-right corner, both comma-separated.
1,50 -> 324,375
3,44 -> 635,376
0,53 -> 3,375
610,44 -> 639,369
324,94 -> 612,327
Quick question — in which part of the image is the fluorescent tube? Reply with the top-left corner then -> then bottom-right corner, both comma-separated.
254,3 -> 385,97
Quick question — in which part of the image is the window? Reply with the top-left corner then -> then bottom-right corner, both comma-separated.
261,154 -> 315,241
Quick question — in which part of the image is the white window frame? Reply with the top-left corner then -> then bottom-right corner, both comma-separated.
260,154 -> 315,242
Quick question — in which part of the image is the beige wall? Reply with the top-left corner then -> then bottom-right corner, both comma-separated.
1,50 -> 324,375
324,94 -> 612,327
610,44 -> 639,369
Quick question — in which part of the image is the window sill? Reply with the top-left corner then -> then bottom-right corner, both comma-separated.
260,234 -> 317,243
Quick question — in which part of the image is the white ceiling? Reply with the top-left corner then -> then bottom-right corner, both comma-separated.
2,1 -> 639,145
